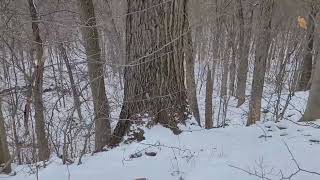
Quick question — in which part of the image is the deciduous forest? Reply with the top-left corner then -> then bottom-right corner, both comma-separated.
0,0 -> 320,179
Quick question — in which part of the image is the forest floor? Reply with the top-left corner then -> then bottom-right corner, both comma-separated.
3,92 -> 320,180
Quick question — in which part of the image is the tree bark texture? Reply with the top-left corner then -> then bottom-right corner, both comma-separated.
185,31 -> 201,127
298,4 -> 318,91
28,0 -> 50,161
302,50 -> 320,121
0,99 -> 11,173
205,66 -> 214,129
235,0 -> 253,107
247,0 -> 274,126
78,0 -> 111,152
111,0 -> 189,145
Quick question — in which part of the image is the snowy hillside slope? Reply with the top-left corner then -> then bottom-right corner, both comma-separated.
2,92 -> 320,180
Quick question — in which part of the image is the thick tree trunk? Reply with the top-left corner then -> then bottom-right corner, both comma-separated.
235,0 -> 253,107
111,0 -> 189,145
247,0 -> 274,126
78,0 -> 111,152
302,53 -> 320,121
0,99 -> 11,173
298,5 -> 318,91
204,28 -> 217,129
185,31 -> 201,126
27,0 -> 50,161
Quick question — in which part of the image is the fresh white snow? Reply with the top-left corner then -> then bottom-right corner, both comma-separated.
2,92 -> 320,180
4,121 -> 320,180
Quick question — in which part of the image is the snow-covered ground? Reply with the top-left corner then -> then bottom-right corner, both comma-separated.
4,121 -> 320,180
2,92 -> 320,180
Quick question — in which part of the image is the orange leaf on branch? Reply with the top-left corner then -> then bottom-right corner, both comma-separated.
298,16 -> 307,29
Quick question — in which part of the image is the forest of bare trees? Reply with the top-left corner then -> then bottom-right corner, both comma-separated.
0,0 -> 320,178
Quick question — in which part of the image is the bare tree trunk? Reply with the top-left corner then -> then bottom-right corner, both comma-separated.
204,26 -> 217,128
235,0 -> 253,107
27,0 -> 50,161
0,98 -> 11,173
228,21 -> 237,96
274,32 -> 290,122
103,0 -> 124,73
111,0 -> 189,145
185,31 -> 201,126
247,0 -> 274,126
78,0 -> 111,152
59,43 -> 84,163
205,65 -> 214,129
59,43 -> 83,123
298,3 -> 318,91
302,51 -> 320,121
220,36 -> 229,98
